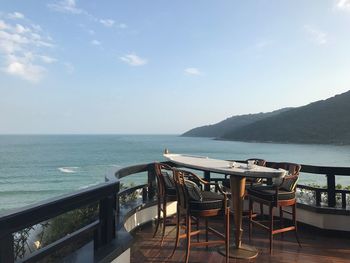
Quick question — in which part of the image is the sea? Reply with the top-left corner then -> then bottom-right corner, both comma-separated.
1,134 -> 350,212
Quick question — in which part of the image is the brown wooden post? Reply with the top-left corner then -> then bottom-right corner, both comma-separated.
0,233 -> 14,263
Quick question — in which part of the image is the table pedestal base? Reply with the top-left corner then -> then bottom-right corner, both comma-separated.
218,244 -> 258,260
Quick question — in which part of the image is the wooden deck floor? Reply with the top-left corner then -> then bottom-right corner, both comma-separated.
130,219 -> 350,263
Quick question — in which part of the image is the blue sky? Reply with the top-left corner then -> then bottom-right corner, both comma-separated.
1,0 -> 350,134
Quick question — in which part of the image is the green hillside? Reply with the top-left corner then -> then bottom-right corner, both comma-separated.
181,108 -> 291,138
183,90 -> 350,144
221,90 -> 350,144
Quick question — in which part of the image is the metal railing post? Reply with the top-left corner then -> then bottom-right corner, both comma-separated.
326,174 -> 336,207
95,194 -> 116,249
147,166 -> 156,199
315,189 -> 321,206
341,192 -> 346,209
204,171 -> 211,191
0,233 -> 14,263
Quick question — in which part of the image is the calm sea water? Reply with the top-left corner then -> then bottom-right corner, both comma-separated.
1,135 -> 350,212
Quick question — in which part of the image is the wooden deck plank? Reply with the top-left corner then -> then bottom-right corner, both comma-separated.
130,219 -> 350,263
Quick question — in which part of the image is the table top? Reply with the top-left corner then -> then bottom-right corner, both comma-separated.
164,153 -> 286,179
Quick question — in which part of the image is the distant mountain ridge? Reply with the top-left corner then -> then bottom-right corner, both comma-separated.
182,90 -> 350,144
182,108 -> 291,138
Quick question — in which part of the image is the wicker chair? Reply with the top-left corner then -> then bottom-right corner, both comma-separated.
152,163 -> 177,245
248,162 -> 302,253
171,169 -> 230,263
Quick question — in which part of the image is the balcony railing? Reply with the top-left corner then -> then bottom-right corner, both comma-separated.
0,161 -> 349,262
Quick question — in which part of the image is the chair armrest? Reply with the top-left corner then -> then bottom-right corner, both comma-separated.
274,174 -> 298,202
182,170 -> 210,185
181,170 -> 230,208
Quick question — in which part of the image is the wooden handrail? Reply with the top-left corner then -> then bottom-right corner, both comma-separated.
0,180 -> 119,262
0,181 -> 118,237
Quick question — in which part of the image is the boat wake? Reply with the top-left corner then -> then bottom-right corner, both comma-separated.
58,167 -> 79,174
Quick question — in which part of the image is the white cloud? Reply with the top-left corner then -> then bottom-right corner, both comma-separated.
184,67 -> 202,76
8,12 -> 25,20
120,53 -> 147,66
335,0 -> 350,11
48,1 -> 126,32
91,39 -> 101,46
48,0 -> 84,15
100,20 -> 128,29
0,20 -> 8,30
119,23 -> 127,29
304,25 -> 328,45
99,19 -> 115,27
0,13 -> 55,82
5,60 -> 45,82
0,30 -> 28,53
32,24 -> 42,31
15,24 -> 31,34
39,55 -> 57,64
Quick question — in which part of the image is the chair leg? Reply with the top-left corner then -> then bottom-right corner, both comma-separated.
204,217 -> 209,250
160,198 -> 167,246
293,203 -> 302,248
269,205 -> 274,254
170,210 -> 180,258
185,215 -> 191,263
280,206 -> 284,239
226,207 -> 230,263
197,217 -> 200,242
153,198 -> 161,238
260,203 -> 264,218
248,198 -> 253,241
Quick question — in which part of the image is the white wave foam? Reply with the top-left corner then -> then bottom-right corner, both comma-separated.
58,167 -> 79,174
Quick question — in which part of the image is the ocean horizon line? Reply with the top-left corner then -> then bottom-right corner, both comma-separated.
0,133 -> 181,136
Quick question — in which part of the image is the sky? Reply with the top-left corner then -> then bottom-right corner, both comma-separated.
1,0 -> 350,134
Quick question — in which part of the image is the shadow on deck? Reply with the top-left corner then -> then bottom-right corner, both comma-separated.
130,218 -> 350,263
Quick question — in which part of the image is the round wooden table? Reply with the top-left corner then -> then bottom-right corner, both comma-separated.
164,153 -> 286,259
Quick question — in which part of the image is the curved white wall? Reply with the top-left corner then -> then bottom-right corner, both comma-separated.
124,201 -> 177,232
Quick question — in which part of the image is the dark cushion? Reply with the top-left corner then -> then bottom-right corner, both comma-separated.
248,185 -> 295,202
189,191 -> 225,210
280,176 -> 299,192
185,180 -> 203,201
162,172 -> 177,195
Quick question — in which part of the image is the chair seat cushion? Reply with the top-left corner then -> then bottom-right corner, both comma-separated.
162,172 -> 177,196
185,180 -> 203,201
248,185 -> 295,202
166,187 -> 177,196
189,191 -> 225,210
280,176 -> 299,192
